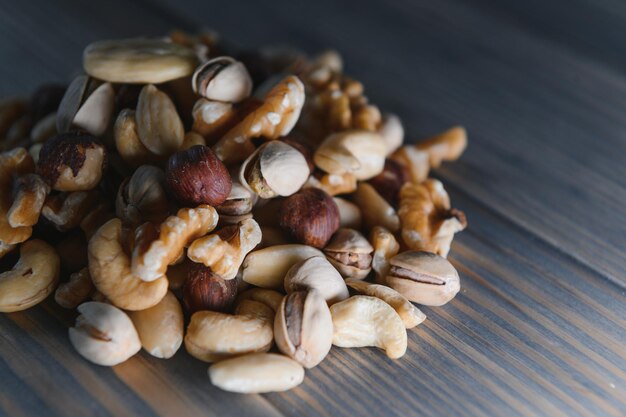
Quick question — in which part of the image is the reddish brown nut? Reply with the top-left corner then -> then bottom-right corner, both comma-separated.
368,159 -> 410,207
37,132 -> 107,192
279,188 -> 340,248
183,263 -> 238,314
166,145 -> 232,207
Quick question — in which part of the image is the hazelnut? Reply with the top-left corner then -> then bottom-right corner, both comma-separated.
183,263 -> 238,314
37,132 -> 107,192
166,145 -> 232,207
323,228 -> 373,280
192,57 -> 253,103
367,159 -> 410,207
279,188 -> 340,248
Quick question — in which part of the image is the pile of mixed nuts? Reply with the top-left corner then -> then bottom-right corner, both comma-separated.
0,31 -> 467,394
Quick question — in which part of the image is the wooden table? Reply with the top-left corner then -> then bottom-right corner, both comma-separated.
1,0 -> 625,416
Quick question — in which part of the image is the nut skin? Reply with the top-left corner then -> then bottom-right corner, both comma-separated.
368,159 -> 410,207
37,132 -> 107,192
183,263 -> 238,314
279,188 -> 340,249
166,145 -> 232,207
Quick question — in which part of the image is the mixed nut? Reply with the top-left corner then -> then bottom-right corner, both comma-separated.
0,31 -> 468,394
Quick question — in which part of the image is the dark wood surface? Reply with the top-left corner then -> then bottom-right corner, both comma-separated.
1,0 -> 625,416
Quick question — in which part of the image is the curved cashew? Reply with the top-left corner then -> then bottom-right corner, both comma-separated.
7,174 -> 49,228
41,190 -> 100,232
330,295 -> 407,359
212,75 -> 305,164
0,148 -> 35,244
0,239 -> 60,312
131,205 -> 218,282
88,218 -> 168,311
187,218 -> 261,279
370,226 -> 400,284
236,288 -> 284,313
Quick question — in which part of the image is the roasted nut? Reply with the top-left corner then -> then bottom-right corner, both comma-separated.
353,183 -> 399,232
191,98 -> 238,139
368,159 -> 410,207
390,145 -> 429,184
187,218 -> 261,279
41,190 -> 99,232
352,104 -> 381,131
279,188 -> 340,248
284,256 -> 349,305
69,302 -> 141,366
333,197 -> 362,229
208,353 -> 304,394
386,251 -> 460,306
88,219 -> 168,310
83,38 -> 198,84
345,279 -> 425,328
57,76 -> 115,136
398,179 -> 467,257
55,267 -> 94,309
415,126 -> 467,168
314,130 -> 387,180
275,290 -> 333,368
0,148 -> 36,244
7,174 -> 49,228
236,288 -> 284,312
213,75 -> 305,164
239,141 -> 309,198
192,56 -> 253,103
129,291 -> 184,359
370,226 -> 400,284
216,180 -> 257,216
0,241 -> 16,259
184,301 -> 274,362
180,131 -> 206,150
242,244 -> 324,289
183,263 -> 238,314
114,109 -> 161,167
323,228 -> 373,280
330,295 -> 407,359
166,145 -> 232,207
0,239 -> 60,312
116,165 -> 170,226
37,132 -> 107,192
377,113 -> 404,155
305,171 -> 357,196
136,84 -> 184,156
132,205 -> 219,282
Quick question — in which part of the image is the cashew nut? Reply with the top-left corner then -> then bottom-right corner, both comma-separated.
0,148 -> 35,245
55,267 -> 95,309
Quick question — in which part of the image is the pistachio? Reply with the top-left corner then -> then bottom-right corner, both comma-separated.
192,56 -> 252,103
274,290 -> 333,368
56,76 -> 114,136
284,256 -> 349,305
114,109 -> 161,168
323,228 -> 373,280
116,165 -> 170,227
136,84 -> 184,156
239,141 -> 309,199
386,251 -> 460,306
216,181 -> 257,216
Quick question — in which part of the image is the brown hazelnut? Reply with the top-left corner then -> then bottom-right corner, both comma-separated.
166,145 -> 232,207
368,159 -> 410,207
279,188 -> 340,248
183,263 -> 238,314
37,132 -> 107,192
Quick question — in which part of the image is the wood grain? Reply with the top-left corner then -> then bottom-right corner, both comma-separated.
0,0 -> 625,416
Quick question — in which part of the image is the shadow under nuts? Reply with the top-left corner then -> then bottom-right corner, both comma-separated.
183,263 -> 238,314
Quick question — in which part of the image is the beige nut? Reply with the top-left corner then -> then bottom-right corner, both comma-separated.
0,241 -> 16,259
314,130 -> 387,180
192,56 -> 253,103
83,38 -> 198,84
353,183 -> 399,232
377,113 -> 404,155
304,172 -> 358,196
191,98 -> 238,139
41,191 -> 99,232
239,141 -> 309,198
274,290 -> 333,368
415,126 -> 467,168
184,301 -> 274,362
88,219 -> 168,311
132,205 -> 219,282
390,145 -> 429,184
216,180 -> 257,217
386,251 -> 460,306
398,179 -> 467,257
180,131 -> 206,150
55,267 -> 95,309
323,228 -> 373,280
57,76 -> 115,136
345,279 -> 425,328
129,291 -> 184,359
69,302 -> 141,366
242,244 -> 324,289
7,174 -> 49,228
0,148 -> 35,244
116,165 -> 170,227
333,197 -> 362,230
284,256 -> 348,305
212,75 -> 305,164
114,109 -> 161,167
370,226 -> 400,284
208,353 -> 304,394
330,295 -> 407,359
187,218 -> 261,280
0,239 -> 60,312
136,84 -> 184,156
236,288 -> 284,313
